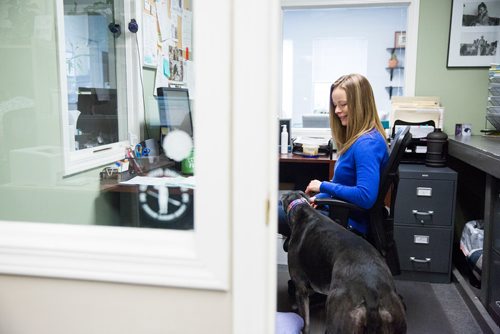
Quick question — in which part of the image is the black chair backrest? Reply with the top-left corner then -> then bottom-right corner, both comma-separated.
377,126 -> 412,209
368,126 -> 412,274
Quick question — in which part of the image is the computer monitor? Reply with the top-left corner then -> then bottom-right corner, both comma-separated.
77,87 -> 117,115
302,114 -> 330,128
76,87 -> 118,148
157,87 -> 193,137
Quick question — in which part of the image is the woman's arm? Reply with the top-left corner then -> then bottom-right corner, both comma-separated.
318,136 -> 387,209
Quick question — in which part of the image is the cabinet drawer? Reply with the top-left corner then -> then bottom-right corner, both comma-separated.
395,179 -> 455,226
395,226 -> 451,274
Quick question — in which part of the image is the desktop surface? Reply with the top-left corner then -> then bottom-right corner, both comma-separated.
279,152 -> 336,163
448,135 -> 500,179
100,156 -> 176,192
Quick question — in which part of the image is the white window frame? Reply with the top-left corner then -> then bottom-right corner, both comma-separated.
56,0 -> 136,176
0,0 -> 231,291
280,0 -> 420,137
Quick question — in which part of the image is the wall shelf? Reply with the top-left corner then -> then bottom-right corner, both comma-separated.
386,66 -> 404,80
385,86 -> 403,99
386,47 -> 405,98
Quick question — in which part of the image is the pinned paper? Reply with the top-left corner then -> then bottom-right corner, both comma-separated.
163,57 -> 170,77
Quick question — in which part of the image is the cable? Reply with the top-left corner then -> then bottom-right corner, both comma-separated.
133,32 -> 151,140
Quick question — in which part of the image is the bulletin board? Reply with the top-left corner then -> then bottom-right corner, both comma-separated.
142,0 -> 193,88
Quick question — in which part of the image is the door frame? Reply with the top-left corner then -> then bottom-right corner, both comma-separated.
231,0 -> 281,332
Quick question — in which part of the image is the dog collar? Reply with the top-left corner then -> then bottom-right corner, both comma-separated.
286,198 -> 309,214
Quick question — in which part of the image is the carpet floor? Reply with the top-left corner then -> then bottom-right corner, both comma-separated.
277,265 -> 483,334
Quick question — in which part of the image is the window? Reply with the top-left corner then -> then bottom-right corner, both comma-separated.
311,37 -> 368,117
0,0 -> 231,290
58,0 -> 132,175
281,2 -> 416,135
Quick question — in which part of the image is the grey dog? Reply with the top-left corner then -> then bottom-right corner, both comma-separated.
282,191 -> 406,334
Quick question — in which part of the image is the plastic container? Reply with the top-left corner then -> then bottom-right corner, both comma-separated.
425,128 -> 448,167
181,149 -> 195,174
302,144 -> 319,157
280,125 -> 289,154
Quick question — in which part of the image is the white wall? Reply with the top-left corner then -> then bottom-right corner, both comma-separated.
283,6 -> 408,124
0,275 -> 231,334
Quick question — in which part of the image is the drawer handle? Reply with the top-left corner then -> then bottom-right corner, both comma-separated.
412,210 -> 434,224
410,257 -> 431,264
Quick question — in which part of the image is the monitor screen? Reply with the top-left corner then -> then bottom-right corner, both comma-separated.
77,87 -> 117,115
76,87 -> 118,148
157,87 -> 193,137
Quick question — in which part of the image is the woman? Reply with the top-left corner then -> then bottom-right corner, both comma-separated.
279,73 -> 389,237
475,2 -> 490,26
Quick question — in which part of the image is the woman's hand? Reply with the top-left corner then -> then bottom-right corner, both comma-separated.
308,195 -> 318,209
305,179 -> 322,196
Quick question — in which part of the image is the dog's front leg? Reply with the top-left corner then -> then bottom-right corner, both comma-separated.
295,283 -> 310,334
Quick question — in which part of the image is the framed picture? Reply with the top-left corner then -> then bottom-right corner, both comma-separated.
394,31 -> 406,48
447,0 -> 500,68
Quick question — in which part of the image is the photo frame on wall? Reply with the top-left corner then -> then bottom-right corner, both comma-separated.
447,0 -> 500,68
394,31 -> 406,48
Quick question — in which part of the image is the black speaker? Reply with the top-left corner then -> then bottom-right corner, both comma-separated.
128,19 -> 139,33
108,23 -> 121,37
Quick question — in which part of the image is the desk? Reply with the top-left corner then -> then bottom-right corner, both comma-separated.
279,153 -> 337,190
447,135 -> 500,326
100,156 -> 176,192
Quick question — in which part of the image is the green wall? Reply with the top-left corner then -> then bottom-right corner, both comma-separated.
415,0 -> 490,135
0,0 -> 120,226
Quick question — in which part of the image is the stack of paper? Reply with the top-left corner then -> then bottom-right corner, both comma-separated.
390,96 -> 444,130
120,176 -> 195,189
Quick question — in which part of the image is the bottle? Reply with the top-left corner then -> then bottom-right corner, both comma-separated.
425,128 -> 448,167
280,125 -> 288,154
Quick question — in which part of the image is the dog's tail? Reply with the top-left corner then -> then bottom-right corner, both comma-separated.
358,288 -> 382,334
349,287 -> 406,334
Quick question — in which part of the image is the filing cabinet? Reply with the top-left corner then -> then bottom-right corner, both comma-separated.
394,164 -> 457,283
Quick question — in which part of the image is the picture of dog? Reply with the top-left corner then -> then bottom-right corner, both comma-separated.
282,191 -> 407,334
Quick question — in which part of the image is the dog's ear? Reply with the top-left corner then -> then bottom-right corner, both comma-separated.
280,191 -> 293,208
296,190 -> 310,201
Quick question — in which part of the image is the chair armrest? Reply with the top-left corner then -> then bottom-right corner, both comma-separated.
314,198 -> 365,212
314,198 -> 367,228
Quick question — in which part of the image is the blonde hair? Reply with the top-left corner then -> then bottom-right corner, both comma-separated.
329,73 -> 387,155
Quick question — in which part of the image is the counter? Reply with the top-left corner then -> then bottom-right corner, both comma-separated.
448,135 -> 500,327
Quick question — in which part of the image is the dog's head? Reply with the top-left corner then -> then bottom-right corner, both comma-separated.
281,191 -> 310,212
281,191 -> 312,232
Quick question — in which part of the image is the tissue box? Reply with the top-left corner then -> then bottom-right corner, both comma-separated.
9,146 -> 61,186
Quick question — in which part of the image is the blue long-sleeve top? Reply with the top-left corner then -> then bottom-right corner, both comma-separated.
316,129 -> 389,234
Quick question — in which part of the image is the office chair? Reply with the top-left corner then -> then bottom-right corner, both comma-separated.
314,126 -> 412,275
